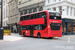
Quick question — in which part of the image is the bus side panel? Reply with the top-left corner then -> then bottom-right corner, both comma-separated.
42,27 -> 48,37
33,30 -> 48,37
33,30 -> 43,37
20,18 -> 45,26
33,30 -> 37,37
22,30 -> 30,36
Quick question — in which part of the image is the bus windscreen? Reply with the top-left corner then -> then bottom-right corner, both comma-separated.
49,12 -> 61,20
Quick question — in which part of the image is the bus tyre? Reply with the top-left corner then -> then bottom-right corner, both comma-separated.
37,33 -> 41,38
23,32 -> 25,37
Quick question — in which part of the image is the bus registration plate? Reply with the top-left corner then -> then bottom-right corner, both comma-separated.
54,36 -> 57,37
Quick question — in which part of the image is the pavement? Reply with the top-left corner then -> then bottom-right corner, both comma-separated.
0,33 -> 24,43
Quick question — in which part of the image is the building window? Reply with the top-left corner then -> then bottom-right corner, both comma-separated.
73,24 -> 75,33
39,7 -> 43,11
29,9 -> 32,13
47,8 -> 51,10
68,23 -> 72,33
70,7 -> 72,16
24,10 -> 27,14
59,0 -> 61,1
20,11 -> 23,15
4,21 -> 5,26
74,8 -> 75,16
48,0 -> 50,3
4,8 -> 5,19
53,0 -> 56,2
3,22 -> 4,26
6,10 -> 7,17
33,8 -> 37,12
59,6 -> 62,14
6,21 -> 8,26
53,7 -> 56,11
9,19 -> 10,24
67,6 -> 69,15
64,23 -> 66,33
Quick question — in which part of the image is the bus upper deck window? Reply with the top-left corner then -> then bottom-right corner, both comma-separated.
42,12 -> 47,18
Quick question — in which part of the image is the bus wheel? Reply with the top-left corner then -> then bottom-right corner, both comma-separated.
37,33 -> 41,38
23,32 -> 25,37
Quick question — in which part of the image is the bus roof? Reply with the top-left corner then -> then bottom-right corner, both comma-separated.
21,10 -> 60,17
48,10 -> 60,13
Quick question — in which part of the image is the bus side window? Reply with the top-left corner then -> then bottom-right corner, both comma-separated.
42,24 -> 47,30
35,25 -> 38,30
33,14 -> 36,19
36,13 -> 42,18
34,25 -> 42,30
30,15 -> 32,19
22,26 -> 27,30
26,26 -> 30,30
20,17 -> 24,21
20,17 -> 22,21
35,14 -> 37,18
29,14 -> 36,19
29,25 -> 34,30
24,16 -> 27,20
42,12 -> 47,18
30,14 -> 35,19
23,16 -> 25,20
27,15 -> 30,20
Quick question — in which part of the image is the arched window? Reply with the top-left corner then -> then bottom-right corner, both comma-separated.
39,7 -> 43,11
33,8 -> 37,12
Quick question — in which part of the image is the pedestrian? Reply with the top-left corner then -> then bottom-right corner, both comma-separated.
14,29 -> 16,33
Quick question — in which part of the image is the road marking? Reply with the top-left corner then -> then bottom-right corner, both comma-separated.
49,40 -> 75,44
39,38 -> 75,44
68,37 -> 70,42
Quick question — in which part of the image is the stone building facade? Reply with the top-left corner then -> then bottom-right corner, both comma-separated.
3,0 -> 9,27
18,0 -> 45,15
45,0 -> 75,35
0,2 -> 1,27
8,0 -> 19,33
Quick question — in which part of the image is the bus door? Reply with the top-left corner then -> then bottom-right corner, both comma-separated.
30,25 -> 34,36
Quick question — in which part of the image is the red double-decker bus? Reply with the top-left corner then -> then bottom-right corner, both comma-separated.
19,10 -> 62,38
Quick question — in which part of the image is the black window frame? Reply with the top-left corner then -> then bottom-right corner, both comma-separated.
36,13 -> 42,18
50,23 -> 61,30
20,11 -> 47,21
30,14 -> 35,19
20,17 -> 24,21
